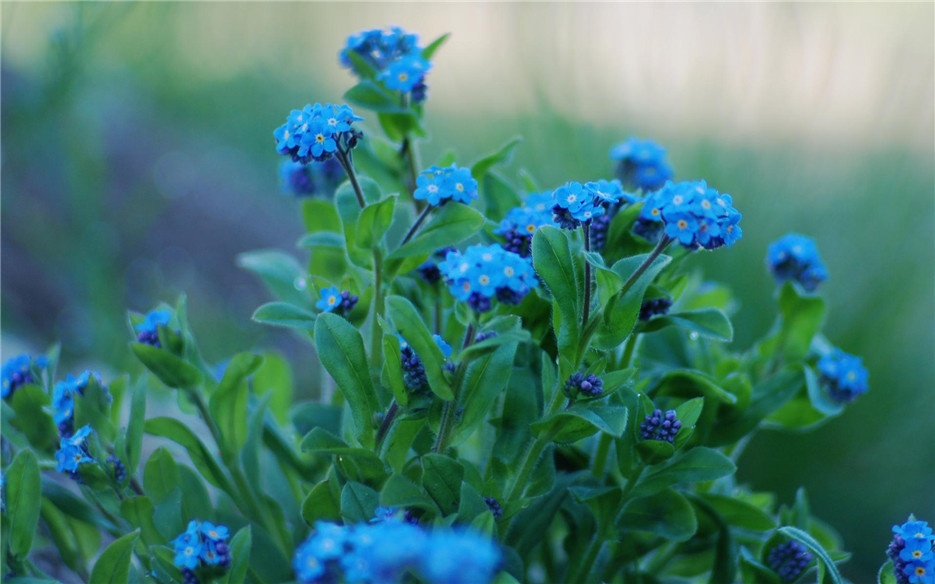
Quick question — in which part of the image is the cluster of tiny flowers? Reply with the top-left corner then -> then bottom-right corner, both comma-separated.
887,518 -> 935,584
52,371 -> 107,438
279,158 -> 345,198
1,353 -> 47,399
316,286 -> 358,315
766,233 -> 829,293
135,309 -> 171,347
639,297 -> 673,321
399,334 -> 452,392
172,520 -> 232,582
339,27 -> 431,102
767,540 -> 813,582
372,506 -> 420,525
495,193 -> 559,257
609,137 -> 674,192
564,372 -> 603,398
817,348 -> 868,403
438,245 -> 537,313
589,181 -> 642,252
294,518 -> 500,584
274,103 -> 362,164
484,497 -> 504,520
636,180 -> 742,250
54,425 -> 95,480
416,247 -> 456,284
550,180 -> 623,229
414,164 -> 478,207
640,409 -> 682,443
106,455 -> 127,484
474,330 -> 498,343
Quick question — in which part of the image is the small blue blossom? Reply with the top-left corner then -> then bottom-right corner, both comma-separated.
414,164 -> 478,207
135,309 -> 171,347
340,27 -> 420,75
173,532 -> 204,571
564,372 -> 603,398
274,103 -> 363,165
636,180 -> 742,250
52,371 -> 106,438
279,158 -> 345,198
419,529 -> 501,584
767,540 -> 813,582
438,245 -> 537,313
551,181 -> 608,228
1,354 -> 47,400
172,519 -> 232,574
640,409 -> 682,443
817,348 -> 868,403
316,286 -> 358,315
766,234 -> 829,292
495,198 -> 558,257
610,137 -> 674,192
888,518 -> 935,584
54,425 -> 95,476
380,53 -> 431,92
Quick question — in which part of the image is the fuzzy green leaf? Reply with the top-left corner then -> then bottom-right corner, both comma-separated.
387,203 -> 486,261
130,343 -> 203,391
619,489 -> 698,542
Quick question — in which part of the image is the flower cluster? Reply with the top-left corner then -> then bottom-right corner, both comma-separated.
52,370 -> 107,438
380,53 -> 431,94
316,286 -> 358,316
294,519 -> 500,584
106,454 -> 127,484
588,180 -> 641,252
767,540 -> 813,582
414,164 -> 478,207
340,27 -> 431,102
54,425 -> 95,479
609,137 -> 674,192
639,409 -> 682,443
399,334 -> 453,392
1,353 -> 47,399
817,348 -> 868,403
484,497 -> 504,520
438,245 -> 537,313
639,297 -> 673,321
495,194 -> 558,257
135,309 -> 171,347
279,158 -> 345,198
274,103 -> 362,165
417,247 -> 457,284
564,372 -> 603,398
172,520 -> 232,581
766,234 -> 829,292
887,518 -> 935,584
550,180 -> 623,229
636,180 -> 742,250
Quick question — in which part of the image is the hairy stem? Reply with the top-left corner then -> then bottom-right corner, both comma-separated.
619,236 -> 673,298
335,148 -> 366,209
401,205 -> 433,246
582,222 -> 592,327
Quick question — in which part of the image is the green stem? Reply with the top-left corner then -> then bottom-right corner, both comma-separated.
335,148 -> 366,209
376,399 -> 399,453
370,248 -> 385,389
432,323 -> 475,454
506,375 -> 566,502
619,236 -> 673,298
566,531 -> 606,584
592,434 -> 613,479
582,223 -> 592,328
401,204 -> 432,246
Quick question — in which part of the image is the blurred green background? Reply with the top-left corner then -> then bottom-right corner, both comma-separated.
1,3 -> 932,581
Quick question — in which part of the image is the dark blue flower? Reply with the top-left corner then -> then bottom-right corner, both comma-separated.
483,497 -> 504,520
414,164 -> 478,207
636,180 -> 742,250
274,103 -> 362,165
107,455 -> 127,484
817,348 -> 868,403
135,309 -> 171,347
438,245 -> 537,313
417,247 -> 457,284
767,540 -> 813,582
565,373 -> 603,398
610,137 -> 674,192
639,297 -> 673,321
766,234 -> 829,292
495,197 -> 558,257
639,409 -> 682,443
551,181 -> 613,228
399,334 -> 452,392
1,354 -> 46,400
316,286 -> 358,315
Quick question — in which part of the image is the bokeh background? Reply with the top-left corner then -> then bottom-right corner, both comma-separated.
2,3 -> 932,581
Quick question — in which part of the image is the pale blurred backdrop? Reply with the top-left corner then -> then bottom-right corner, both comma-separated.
2,3 -> 933,581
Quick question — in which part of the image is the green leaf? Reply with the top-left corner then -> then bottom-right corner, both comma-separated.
594,253 -> 672,350
357,195 -> 397,249
302,478 -> 342,525
378,111 -> 425,142
39,499 -> 86,576
696,493 -> 776,531
778,526 -> 844,584
532,226 -> 580,361
531,405 -> 628,444
640,308 -> 734,342
8,384 -> 57,451
422,454 -> 465,516
345,50 -> 379,79
252,301 -> 317,331
293,402 -> 344,436
74,374 -> 116,442
314,313 -> 380,448
777,282 -> 826,362
619,489 -> 698,541
222,527 -> 252,584
144,417 -> 232,492
143,447 -> 179,504
89,529 -> 140,584
252,351 -> 294,426
382,333 -> 409,406
387,203 -> 486,261
421,33 -> 450,60
210,352 -> 263,457
119,497 -> 162,547
345,80 -> 406,113
130,343 -> 203,391
236,249 -> 309,306
709,369 -> 804,445
125,381 -> 146,473
380,473 -> 440,514
341,482 -> 380,523
296,231 -> 346,250
386,295 -> 453,400
454,332 -> 520,445
877,560 -> 898,584
480,172 -> 523,221
634,447 -> 736,497
471,136 -> 522,182
6,449 -> 41,558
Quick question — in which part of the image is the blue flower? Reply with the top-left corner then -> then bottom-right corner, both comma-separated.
380,53 -> 431,92
438,245 -> 537,313
417,247 -> 457,284
173,532 -> 204,571
293,532 -> 332,583
639,409 -> 682,443
2,354 -> 46,400
767,540 -> 813,582
419,529 -> 501,584
766,234 -> 828,292
340,27 -> 420,74
315,286 -> 358,316
639,297 -> 673,321
399,334 -> 452,392
817,348 -> 868,403
495,198 -> 558,257
135,309 -> 171,347
888,518 -> 935,584
173,519 -> 232,572
565,373 -> 603,398
52,371 -> 106,438
279,158 -> 345,198
55,425 -> 95,475
414,164 -> 478,207
550,181 -> 607,228
636,180 -> 742,250
610,137 -> 674,192
274,103 -> 362,164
